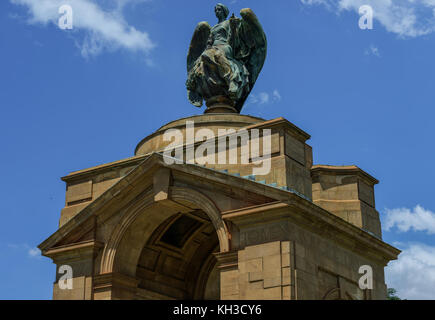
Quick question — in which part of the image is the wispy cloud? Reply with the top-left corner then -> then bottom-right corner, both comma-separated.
365,44 -> 380,57
28,247 -> 40,257
7,243 -> 41,258
384,205 -> 435,234
300,0 -> 435,37
249,89 -> 282,106
10,0 -> 155,58
250,92 -> 270,105
272,89 -> 282,102
386,243 -> 435,299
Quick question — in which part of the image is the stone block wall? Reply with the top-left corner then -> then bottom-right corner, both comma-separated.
59,158 -> 145,227
311,165 -> 382,238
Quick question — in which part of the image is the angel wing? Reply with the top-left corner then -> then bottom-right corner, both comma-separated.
232,8 -> 267,112
187,21 -> 211,72
186,21 -> 211,107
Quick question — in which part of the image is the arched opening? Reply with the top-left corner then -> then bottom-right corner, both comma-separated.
99,187 -> 229,300
135,211 -> 220,299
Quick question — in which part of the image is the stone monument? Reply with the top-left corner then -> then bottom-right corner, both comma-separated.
39,4 -> 400,300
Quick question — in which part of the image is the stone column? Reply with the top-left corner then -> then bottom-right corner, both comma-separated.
44,240 -> 102,300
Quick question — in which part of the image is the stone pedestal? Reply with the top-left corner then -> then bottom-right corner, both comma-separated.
39,114 -> 400,300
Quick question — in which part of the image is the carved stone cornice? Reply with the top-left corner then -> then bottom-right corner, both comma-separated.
42,240 -> 104,263
221,199 -> 400,266
311,164 -> 379,186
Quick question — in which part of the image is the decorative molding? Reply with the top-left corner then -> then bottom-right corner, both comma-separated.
214,251 -> 238,270
93,272 -> 140,295
43,240 -> 103,263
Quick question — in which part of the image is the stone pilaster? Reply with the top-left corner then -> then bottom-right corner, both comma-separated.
43,240 -> 102,300
215,251 -> 239,300
93,272 -> 140,300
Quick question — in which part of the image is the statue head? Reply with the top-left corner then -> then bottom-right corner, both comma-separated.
215,3 -> 229,21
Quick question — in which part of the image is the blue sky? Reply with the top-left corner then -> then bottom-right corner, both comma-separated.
1,0 -> 435,299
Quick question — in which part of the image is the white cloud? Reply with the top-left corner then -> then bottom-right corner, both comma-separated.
272,89 -> 282,102
249,92 -> 268,104
365,44 -> 380,57
386,243 -> 435,299
7,243 -> 41,258
10,0 -> 155,58
384,205 -> 435,234
249,89 -> 281,106
258,92 -> 270,104
28,247 -> 40,257
300,0 -> 435,37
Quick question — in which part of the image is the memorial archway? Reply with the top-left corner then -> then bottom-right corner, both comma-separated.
99,187 -> 230,299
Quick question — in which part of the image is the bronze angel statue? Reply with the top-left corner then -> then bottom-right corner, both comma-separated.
186,4 -> 267,113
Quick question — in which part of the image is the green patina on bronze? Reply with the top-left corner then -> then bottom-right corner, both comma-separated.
186,4 -> 267,113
